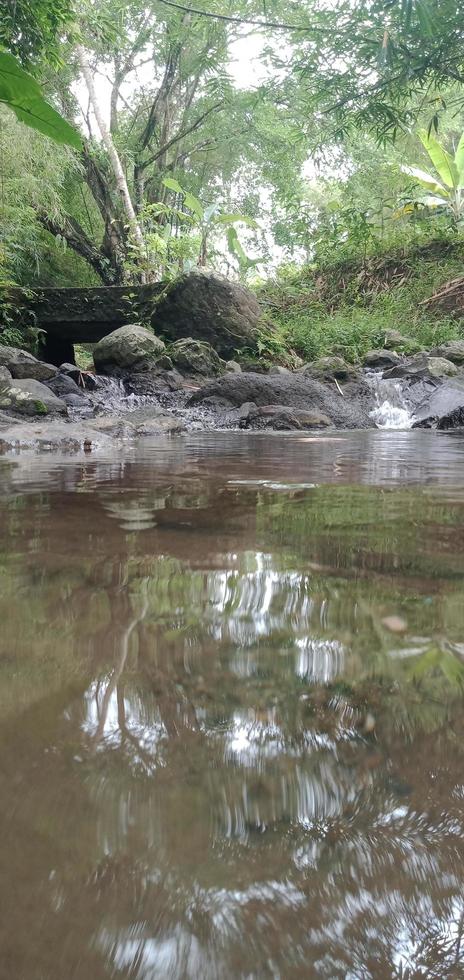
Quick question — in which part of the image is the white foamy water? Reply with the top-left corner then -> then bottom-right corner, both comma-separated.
367,372 -> 415,430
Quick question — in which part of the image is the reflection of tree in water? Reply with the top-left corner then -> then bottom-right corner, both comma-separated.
0,469 -> 464,977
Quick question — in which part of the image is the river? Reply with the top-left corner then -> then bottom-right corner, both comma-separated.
1,430 -> 464,979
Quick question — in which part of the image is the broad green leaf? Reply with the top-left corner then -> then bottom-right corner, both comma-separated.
454,131 -> 464,185
216,213 -> 258,229
203,202 -> 221,223
0,51 -> 81,149
162,177 -> 203,219
400,164 -> 449,198
418,129 -> 459,188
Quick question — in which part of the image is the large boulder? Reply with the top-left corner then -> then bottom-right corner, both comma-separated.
384,353 -> 458,381
363,350 -> 402,369
0,377 -> 67,416
152,270 -> 262,357
413,378 -> 464,428
168,338 -> 224,377
93,324 -> 165,375
0,344 -> 56,381
188,371 -> 373,429
429,340 -> 464,365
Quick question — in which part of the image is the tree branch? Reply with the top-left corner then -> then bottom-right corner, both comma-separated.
154,0 -> 312,31
36,211 -> 114,283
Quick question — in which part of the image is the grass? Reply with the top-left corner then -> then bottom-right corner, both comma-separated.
260,238 -> 464,363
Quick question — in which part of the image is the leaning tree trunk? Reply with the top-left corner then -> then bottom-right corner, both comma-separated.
75,44 -> 146,264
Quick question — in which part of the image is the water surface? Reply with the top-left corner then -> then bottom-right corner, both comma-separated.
1,430 -> 464,979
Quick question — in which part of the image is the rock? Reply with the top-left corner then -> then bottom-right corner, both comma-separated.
437,407 -> 464,430
429,340 -> 464,365
269,365 -> 291,376
363,350 -> 402,369
62,393 -> 93,409
244,404 -> 331,430
127,369 -> 184,399
383,329 -> 421,352
0,366 -> 12,384
299,356 -> 359,382
225,360 -> 242,373
59,363 -> 99,390
45,373 -> 86,398
0,377 -> 67,416
168,338 -> 224,377
412,378 -> 464,428
384,353 -> 458,381
0,344 -> 56,381
135,414 -> 185,435
188,372 -> 372,429
93,324 -> 165,375
152,269 -> 262,357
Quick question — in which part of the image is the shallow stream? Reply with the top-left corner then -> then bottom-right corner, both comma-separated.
1,430 -> 464,978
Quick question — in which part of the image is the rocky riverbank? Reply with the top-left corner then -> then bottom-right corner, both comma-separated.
2,323 -> 464,452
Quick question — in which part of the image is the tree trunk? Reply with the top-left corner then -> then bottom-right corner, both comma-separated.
76,45 -> 145,258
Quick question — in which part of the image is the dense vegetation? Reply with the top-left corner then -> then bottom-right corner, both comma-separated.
1,0 -> 464,356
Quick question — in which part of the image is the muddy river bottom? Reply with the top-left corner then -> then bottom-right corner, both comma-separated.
1,430 -> 464,979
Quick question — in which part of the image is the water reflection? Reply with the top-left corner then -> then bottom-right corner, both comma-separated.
0,432 -> 464,978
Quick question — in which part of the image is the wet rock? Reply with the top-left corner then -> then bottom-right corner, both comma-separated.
299,355 -> 359,382
429,340 -> 464,365
0,377 -> 67,416
62,393 -> 93,409
437,406 -> 464,429
152,269 -> 262,357
225,360 -> 242,373
59,363 -> 99,390
45,373 -> 86,398
127,368 -> 183,398
0,366 -> 12,384
412,378 -> 464,428
189,372 -> 372,428
168,338 -> 224,377
384,353 -> 458,381
93,324 -> 165,375
0,344 -> 56,381
363,350 -> 401,369
244,404 -> 331,430
135,414 -> 185,435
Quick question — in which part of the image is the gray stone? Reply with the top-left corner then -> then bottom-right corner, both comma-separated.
429,340 -> 464,365
93,324 -> 165,375
59,363 -> 99,390
135,414 -> 185,436
299,356 -> 359,382
0,344 -> 56,381
225,360 -> 242,373
0,366 -> 12,384
384,353 -> 458,381
0,377 -> 67,416
245,404 -> 331,430
383,329 -> 421,352
168,338 -> 224,377
189,372 -> 372,429
268,365 -> 292,376
413,378 -> 464,428
45,373 -> 84,398
152,269 -> 262,357
363,350 -> 402,369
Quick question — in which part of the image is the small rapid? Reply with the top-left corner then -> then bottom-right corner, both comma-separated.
366,371 -> 415,430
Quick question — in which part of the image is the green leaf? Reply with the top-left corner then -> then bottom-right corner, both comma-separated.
400,164 -> 449,199
0,51 -> 81,149
418,129 -> 459,188
216,213 -> 258,228
454,132 -> 464,185
162,177 -> 203,219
